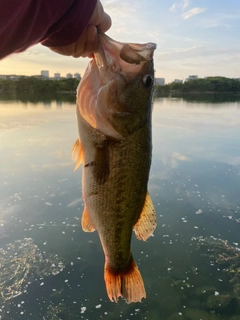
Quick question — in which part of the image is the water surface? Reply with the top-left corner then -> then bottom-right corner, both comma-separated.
1,93 -> 240,320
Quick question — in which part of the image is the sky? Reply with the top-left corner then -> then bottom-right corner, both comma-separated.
1,0 -> 240,83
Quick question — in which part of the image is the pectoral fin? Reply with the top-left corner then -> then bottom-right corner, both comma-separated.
72,139 -> 84,171
134,192 -> 157,241
81,207 -> 95,232
93,141 -> 110,185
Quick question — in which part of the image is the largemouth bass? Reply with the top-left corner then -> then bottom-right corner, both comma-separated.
72,33 -> 157,303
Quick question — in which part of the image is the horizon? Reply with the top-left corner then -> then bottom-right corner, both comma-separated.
1,0 -> 240,83
1,72 -> 240,85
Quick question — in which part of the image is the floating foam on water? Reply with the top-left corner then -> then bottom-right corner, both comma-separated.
0,238 -> 65,302
81,306 -> 86,314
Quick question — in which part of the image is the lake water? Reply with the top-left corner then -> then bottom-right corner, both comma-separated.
1,93 -> 240,320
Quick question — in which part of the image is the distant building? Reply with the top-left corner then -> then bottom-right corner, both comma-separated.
155,78 -> 165,86
66,73 -> 73,79
185,75 -> 198,82
174,79 -> 183,83
41,70 -> 49,78
0,74 -> 26,80
74,73 -> 81,81
189,75 -> 198,80
54,73 -> 61,80
9,75 -> 23,80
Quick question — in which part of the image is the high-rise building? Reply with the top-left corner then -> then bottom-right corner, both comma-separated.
41,70 -> 49,78
74,73 -> 81,80
66,73 -> 73,79
188,75 -> 198,80
174,79 -> 183,83
155,78 -> 165,86
185,75 -> 198,82
54,73 -> 61,80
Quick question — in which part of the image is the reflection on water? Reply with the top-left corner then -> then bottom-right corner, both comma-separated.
0,94 -> 240,319
0,92 -> 76,104
155,92 -> 240,104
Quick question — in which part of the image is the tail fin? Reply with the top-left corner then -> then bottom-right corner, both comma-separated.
104,258 -> 146,303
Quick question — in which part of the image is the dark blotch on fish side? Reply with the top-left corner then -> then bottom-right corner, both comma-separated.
84,161 -> 94,167
93,141 -> 110,185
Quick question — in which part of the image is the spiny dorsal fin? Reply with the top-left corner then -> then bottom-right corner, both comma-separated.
72,139 -> 84,171
133,192 -> 156,241
81,206 -> 95,232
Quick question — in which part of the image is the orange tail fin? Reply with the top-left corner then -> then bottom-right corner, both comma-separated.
104,258 -> 146,303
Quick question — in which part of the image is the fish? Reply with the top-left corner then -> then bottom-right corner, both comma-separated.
72,32 -> 157,303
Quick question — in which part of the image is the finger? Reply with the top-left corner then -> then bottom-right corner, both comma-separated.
79,25 -> 98,58
72,32 -> 87,58
49,43 -> 75,56
98,12 -> 112,33
90,0 -> 112,33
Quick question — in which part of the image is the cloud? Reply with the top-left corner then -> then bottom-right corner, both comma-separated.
182,0 -> 189,10
182,7 -> 206,20
171,152 -> 191,168
170,0 -> 190,12
103,0 -> 137,17
155,46 -> 240,64
21,48 -> 47,57
172,152 -> 191,162
196,13 -> 240,29
31,162 -> 73,171
52,149 -> 69,159
67,199 -> 83,208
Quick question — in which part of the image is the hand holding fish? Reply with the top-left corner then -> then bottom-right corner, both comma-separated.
49,0 -> 112,58
0,0 -> 111,60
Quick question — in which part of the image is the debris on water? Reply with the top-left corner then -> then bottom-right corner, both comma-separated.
44,302 -> 77,319
0,238 -> 65,302
196,236 -> 240,298
81,306 -> 87,314
206,294 -> 238,313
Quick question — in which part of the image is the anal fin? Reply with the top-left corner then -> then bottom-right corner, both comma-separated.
72,139 -> 84,171
81,207 -> 95,232
133,191 -> 157,241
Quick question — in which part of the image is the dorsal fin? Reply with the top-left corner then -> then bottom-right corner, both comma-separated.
133,192 -> 156,241
72,139 -> 84,171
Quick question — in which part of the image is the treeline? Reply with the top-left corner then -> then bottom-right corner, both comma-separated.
155,77 -> 240,93
1,75 -> 240,94
0,76 -> 80,93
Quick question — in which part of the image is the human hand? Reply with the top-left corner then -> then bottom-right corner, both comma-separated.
49,0 -> 111,58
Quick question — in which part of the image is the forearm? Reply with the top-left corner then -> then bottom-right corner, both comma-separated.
0,0 -> 97,59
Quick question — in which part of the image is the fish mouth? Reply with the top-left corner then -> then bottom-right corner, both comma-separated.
94,32 -> 156,79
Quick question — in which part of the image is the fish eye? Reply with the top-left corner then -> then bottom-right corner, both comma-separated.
143,74 -> 153,87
